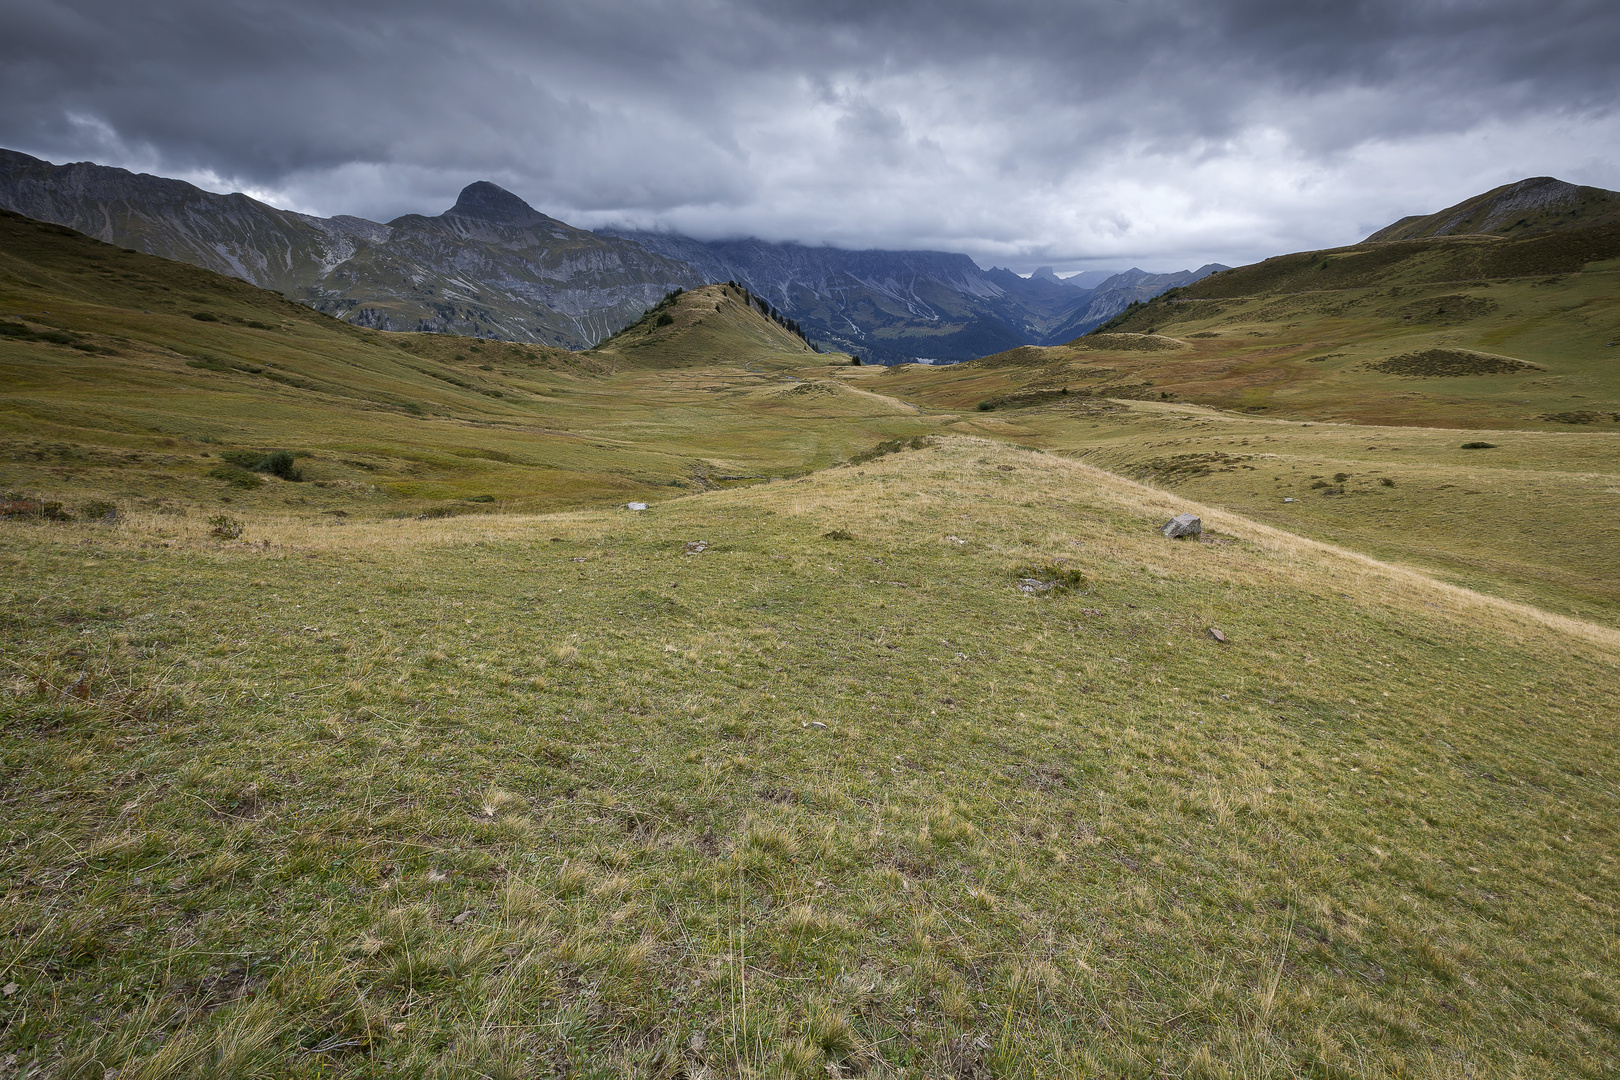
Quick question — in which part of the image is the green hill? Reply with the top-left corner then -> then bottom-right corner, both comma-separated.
0,210 -> 932,517
1364,176 -> 1620,242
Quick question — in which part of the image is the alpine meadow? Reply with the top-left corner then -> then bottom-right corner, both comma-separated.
2,154 -> 1619,1080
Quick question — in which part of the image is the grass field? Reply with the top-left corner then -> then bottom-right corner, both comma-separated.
3,212 -> 1619,1078
4,437 -> 1618,1078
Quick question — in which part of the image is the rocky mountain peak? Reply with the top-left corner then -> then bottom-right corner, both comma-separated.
447,181 -> 550,226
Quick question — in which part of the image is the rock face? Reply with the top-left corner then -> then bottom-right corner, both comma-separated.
1161,513 -> 1202,539
1042,265 -> 1230,342
0,149 -> 702,348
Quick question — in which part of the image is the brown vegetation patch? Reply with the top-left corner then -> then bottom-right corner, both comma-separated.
1081,333 -> 1186,352
1539,410 -> 1620,424
1141,452 -> 1254,480
1395,294 -> 1500,324
1365,349 -> 1540,377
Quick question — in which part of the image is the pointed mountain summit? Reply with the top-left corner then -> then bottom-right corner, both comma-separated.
1363,176 -> 1620,242
445,181 -> 554,227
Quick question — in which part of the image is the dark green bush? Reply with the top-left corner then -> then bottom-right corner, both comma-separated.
258,450 -> 302,481
1461,441 -> 1497,449
655,312 -> 675,326
190,311 -> 219,322
81,500 -> 118,521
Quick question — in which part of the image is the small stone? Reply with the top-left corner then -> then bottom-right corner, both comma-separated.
626,502 -> 648,511
1,982 -> 16,997
809,721 -> 829,729
1208,627 -> 1227,643
683,540 -> 708,554
1161,513 -> 1201,539
1283,497 -> 1296,503
453,910 -> 473,925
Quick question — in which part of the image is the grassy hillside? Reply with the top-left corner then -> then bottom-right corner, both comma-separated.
868,221 -> 1620,627
1364,177 -> 1620,242
4,436 -> 1618,1079
0,212 -> 934,518
588,283 -> 818,369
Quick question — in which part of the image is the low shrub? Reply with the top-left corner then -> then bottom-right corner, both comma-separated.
1010,562 -> 1087,595
80,500 -> 118,522
0,498 -> 71,521
218,449 -> 302,480
1461,441 -> 1498,449
207,514 -> 243,539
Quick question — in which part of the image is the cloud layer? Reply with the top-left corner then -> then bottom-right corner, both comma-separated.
3,0 -> 1618,271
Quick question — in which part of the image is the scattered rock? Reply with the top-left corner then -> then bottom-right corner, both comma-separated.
452,910 -> 473,925
1208,627 -> 1227,643
946,535 -> 966,545
683,540 -> 708,554
1283,497 -> 1296,503
626,502 -> 648,511
1017,578 -> 1055,594
1161,513 -> 1202,539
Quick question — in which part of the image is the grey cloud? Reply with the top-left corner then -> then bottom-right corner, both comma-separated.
0,0 -> 1616,271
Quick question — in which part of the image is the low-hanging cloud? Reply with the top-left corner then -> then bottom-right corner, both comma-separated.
2,0 -> 1616,271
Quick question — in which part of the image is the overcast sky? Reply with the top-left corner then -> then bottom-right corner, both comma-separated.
3,0 -> 1618,273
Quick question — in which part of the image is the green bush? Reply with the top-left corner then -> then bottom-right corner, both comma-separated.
191,311 -> 219,322
258,450 -> 302,481
218,449 -> 302,480
1461,441 -> 1498,449
655,312 -> 675,326
81,500 -> 118,522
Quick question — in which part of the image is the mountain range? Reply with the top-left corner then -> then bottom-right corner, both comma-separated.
0,148 -> 1221,362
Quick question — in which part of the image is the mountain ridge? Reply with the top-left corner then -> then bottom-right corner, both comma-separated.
1362,176 -> 1620,242
0,147 -> 1221,361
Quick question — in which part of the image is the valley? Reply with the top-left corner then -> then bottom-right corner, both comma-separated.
2,183 -> 1618,1079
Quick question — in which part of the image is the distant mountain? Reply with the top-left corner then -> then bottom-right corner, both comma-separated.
599,229 -> 1086,364
0,149 -> 702,347
0,147 -> 1214,362
1041,264 -> 1230,342
1363,177 -> 1620,242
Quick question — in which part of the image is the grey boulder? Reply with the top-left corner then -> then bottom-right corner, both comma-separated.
1161,513 -> 1202,539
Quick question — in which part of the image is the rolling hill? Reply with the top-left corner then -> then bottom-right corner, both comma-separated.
1365,176 -> 1620,241
3,184 -> 1619,1079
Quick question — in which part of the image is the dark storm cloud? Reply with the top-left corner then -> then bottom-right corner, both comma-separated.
2,0 -> 1617,270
